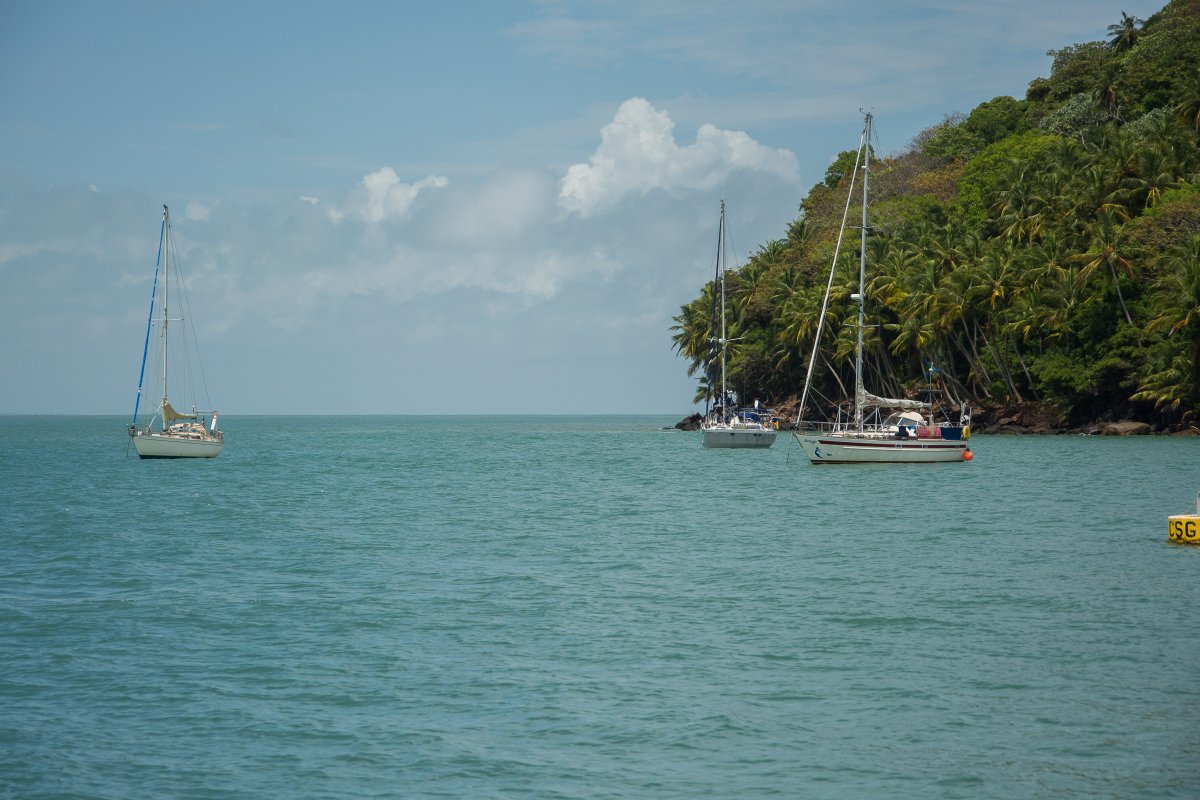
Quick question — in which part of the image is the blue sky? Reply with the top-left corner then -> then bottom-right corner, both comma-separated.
0,0 -> 1165,414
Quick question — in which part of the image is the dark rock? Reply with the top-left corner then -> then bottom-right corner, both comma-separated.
675,413 -> 702,431
1100,421 -> 1152,436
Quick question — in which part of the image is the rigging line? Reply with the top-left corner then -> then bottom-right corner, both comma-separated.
704,204 -> 724,418
133,210 -> 166,425
169,217 -> 214,414
795,119 -> 867,426
808,384 -> 837,418
168,224 -> 198,409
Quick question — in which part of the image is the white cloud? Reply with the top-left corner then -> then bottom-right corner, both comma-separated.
559,98 -> 798,217
185,201 -> 212,221
0,243 -> 41,264
420,247 -> 622,303
428,169 -> 556,246
334,167 -> 449,224
299,195 -> 319,205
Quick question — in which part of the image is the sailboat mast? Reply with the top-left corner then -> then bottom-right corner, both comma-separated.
854,114 -> 871,431
161,205 -> 170,431
719,200 -> 728,423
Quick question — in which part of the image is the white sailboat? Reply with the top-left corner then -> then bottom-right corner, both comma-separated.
702,201 -> 778,449
793,113 -> 972,464
128,205 -> 224,459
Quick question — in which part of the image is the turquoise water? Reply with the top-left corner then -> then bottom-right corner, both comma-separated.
2,415 -> 1199,799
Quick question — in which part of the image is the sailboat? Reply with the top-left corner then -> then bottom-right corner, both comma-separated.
702,201 -> 778,449
128,205 -> 224,459
793,113 -> 972,464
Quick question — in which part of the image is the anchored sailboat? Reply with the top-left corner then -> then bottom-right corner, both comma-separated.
128,205 -> 224,459
793,114 -> 972,464
702,201 -> 778,449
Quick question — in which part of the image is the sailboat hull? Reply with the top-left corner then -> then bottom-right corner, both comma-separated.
131,432 -> 223,459
703,427 -> 777,449
796,433 -> 967,463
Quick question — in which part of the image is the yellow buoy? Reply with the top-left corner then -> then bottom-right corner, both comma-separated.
1169,516 -> 1200,544
1169,490 -> 1200,545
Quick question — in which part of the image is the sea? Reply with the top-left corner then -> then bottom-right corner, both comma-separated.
2,415 -> 1199,799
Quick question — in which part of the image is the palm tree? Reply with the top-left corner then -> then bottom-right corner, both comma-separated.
1142,233 -> 1200,411
1172,67 -> 1200,132
1133,342 -> 1195,418
1073,209 -> 1136,325
726,246 -> 775,325
994,172 -> 1048,242
1146,233 -> 1200,338
775,281 -> 852,407
670,289 -> 715,376
1137,233 -> 1199,418
1095,66 -> 1124,123
1073,163 -> 1129,228
1121,141 -> 1180,211
1107,12 -> 1141,53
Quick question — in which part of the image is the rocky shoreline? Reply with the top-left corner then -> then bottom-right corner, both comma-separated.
958,402 -> 1199,436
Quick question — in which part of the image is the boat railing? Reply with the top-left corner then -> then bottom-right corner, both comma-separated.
797,418 -> 967,440
707,406 -> 781,430
794,419 -> 843,434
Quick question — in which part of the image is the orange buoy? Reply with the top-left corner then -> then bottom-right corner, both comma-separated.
963,449 -> 974,461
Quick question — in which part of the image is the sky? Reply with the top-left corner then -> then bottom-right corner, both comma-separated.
0,0 -> 1167,415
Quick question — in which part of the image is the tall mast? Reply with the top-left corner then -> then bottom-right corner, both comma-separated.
854,113 -> 871,431
161,204 -> 170,430
719,200 -> 728,422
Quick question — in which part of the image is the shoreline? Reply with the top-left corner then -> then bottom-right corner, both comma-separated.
674,402 -> 1200,436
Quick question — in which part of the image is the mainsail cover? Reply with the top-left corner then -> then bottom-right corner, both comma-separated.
863,392 -> 930,410
162,400 -> 197,422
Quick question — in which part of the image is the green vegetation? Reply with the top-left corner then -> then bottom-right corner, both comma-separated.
672,0 -> 1200,427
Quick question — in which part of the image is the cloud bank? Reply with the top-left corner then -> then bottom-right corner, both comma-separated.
559,98 -> 799,217
0,98 -> 802,413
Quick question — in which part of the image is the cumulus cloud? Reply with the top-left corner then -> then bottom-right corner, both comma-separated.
332,167 -> 449,224
559,97 -> 799,217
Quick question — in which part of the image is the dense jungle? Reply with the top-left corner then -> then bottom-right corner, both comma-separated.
672,0 -> 1200,432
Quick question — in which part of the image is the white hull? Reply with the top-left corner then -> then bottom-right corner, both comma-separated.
703,425 -> 777,449
131,432 -> 223,459
795,432 -> 967,463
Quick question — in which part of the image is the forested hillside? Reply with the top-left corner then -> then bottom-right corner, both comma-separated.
672,0 -> 1200,430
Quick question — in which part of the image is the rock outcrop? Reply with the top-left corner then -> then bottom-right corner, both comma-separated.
1099,421 -> 1152,436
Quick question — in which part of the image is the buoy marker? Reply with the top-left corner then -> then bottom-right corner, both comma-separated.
1168,489 -> 1200,545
